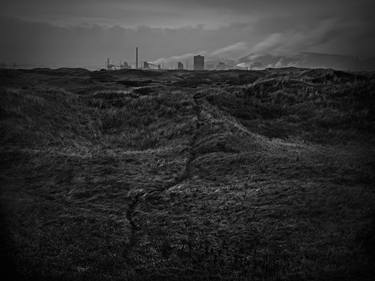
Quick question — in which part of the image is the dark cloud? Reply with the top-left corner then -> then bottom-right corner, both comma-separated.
2,0 -> 374,27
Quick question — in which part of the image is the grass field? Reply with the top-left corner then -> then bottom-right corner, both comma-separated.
1,67 -> 374,281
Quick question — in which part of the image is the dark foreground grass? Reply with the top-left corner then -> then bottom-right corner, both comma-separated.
0,68 -> 374,281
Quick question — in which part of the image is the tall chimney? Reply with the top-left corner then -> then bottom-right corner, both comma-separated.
136,47 -> 138,69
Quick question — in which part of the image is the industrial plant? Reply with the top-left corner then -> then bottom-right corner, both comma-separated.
105,48 -> 207,71
193,55 -> 205,70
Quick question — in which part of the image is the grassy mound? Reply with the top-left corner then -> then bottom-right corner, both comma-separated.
0,68 -> 374,281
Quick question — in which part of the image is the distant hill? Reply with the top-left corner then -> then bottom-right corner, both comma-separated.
236,52 -> 375,71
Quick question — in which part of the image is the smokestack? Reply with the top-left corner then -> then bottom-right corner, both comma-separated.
136,47 -> 138,69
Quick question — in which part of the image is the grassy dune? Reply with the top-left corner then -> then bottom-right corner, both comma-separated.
0,68 -> 374,281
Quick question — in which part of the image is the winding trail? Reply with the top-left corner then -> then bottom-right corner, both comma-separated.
123,93 -> 204,257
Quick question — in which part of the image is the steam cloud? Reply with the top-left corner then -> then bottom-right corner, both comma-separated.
151,19 -> 341,68
250,19 -> 338,56
151,42 -> 249,67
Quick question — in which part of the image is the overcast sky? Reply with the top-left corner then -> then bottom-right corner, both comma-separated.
0,0 -> 374,68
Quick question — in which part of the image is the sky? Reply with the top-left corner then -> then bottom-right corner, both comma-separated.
0,0 -> 374,68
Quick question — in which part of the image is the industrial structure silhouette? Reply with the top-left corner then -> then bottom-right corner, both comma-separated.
193,55 -> 204,70
105,48 -> 206,71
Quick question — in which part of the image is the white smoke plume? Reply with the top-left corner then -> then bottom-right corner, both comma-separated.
210,42 -> 249,57
250,19 -> 338,56
151,19 -> 341,69
151,42 -> 248,68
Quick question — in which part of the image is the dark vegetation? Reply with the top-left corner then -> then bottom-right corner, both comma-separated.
0,67 -> 374,281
